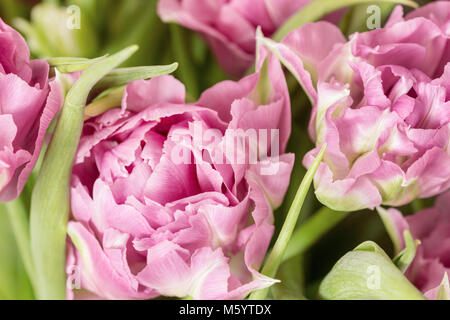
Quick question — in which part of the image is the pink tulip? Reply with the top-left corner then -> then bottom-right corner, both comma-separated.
66,49 -> 294,299
0,19 -> 62,202
157,0 -> 344,77
380,191 -> 450,299
261,2 -> 450,211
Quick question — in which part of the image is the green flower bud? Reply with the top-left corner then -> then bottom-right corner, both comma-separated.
319,241 -> 424,300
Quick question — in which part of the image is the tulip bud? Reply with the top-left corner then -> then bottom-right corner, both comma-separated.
319,241 -> 424,300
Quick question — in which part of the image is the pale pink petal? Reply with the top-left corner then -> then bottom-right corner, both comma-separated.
67,222 -> 153,300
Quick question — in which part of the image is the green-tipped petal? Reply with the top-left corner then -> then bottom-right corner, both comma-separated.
392,231 -> 419,273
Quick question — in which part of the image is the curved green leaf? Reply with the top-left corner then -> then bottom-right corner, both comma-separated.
392,231 -> 419,273
90,63 -> 178,98
249,143 -> 327,300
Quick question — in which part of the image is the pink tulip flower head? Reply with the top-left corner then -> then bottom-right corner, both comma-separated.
66,47 -> 294,299
260,2 -> 450,211
0,19 -> 62,202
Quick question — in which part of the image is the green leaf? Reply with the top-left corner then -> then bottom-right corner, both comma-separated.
273,0 -> 418,41
271,255 -> 306,300
4,198 -> 35,291
83,63 -> 179,119
30,45 -> 138,300
392,231 -> 419,273
90,63 -> 178,98
248,143 -> 327,300
319,241 -> 424,300
47,55 -> 109,73
0,205 -> 34,300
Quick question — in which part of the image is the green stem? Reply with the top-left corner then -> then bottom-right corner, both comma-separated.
282,207 -> 347,262
248,144 -> 327,300
4,198 -> 36,290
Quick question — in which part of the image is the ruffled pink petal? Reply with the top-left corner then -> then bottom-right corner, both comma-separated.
0,78 -> 61,201
67,222 -> 153,300
0,18 -> 32,81
136,240 -> 192,297
91,179 -> 153,237
122,76 -> 186,113
246,153 -> 295,208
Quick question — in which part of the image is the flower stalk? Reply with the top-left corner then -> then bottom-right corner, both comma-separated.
249,143 -> 327,300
